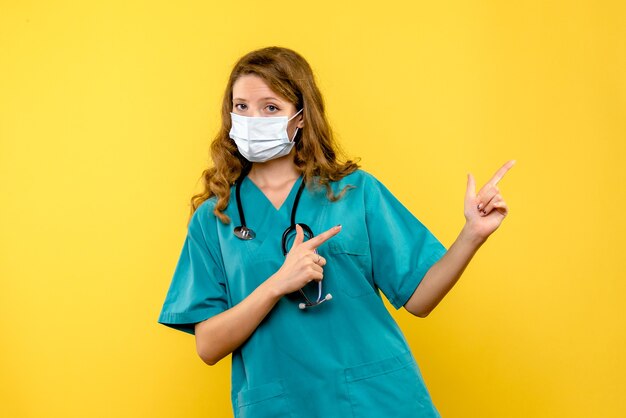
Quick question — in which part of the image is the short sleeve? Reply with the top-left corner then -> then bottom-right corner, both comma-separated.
157,202 -> 228,335
364,173 -> 447,309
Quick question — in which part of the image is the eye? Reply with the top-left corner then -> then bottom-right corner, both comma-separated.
266,104 -> 280,113
234,103 -> 247,111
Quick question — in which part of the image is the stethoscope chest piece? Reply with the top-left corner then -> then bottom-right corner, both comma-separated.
234,225 -> 256,240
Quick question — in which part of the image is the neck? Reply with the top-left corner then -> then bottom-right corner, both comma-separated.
247,152 -> 301,187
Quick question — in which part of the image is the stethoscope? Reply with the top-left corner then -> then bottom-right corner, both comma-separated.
233,174 -> 332,309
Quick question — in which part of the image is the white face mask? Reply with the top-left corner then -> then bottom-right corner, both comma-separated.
229,108 -> 303,163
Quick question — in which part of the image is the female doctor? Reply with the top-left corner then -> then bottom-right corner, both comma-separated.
158,46 -> 514,418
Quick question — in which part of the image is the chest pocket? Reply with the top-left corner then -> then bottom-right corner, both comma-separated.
326,237 -> 374,298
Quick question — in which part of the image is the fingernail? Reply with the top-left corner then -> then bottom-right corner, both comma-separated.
477,203 -> 482,210
335,224 -> 342,229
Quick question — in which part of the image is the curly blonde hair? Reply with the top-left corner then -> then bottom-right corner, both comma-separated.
189,46 -> 360,225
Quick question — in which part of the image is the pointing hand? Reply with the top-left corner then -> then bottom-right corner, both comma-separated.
269,224 -> 342,296
464,160 -> 515,242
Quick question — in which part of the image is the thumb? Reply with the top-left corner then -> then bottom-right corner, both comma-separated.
290,224 -> 305,252
466,172 -> 476,199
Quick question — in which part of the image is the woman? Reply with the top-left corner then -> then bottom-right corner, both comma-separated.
158,46 -> 514,418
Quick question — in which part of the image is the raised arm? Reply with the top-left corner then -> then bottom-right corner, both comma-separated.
404,160 -> 515,317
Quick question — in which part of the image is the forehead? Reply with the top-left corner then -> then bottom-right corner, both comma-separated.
232,74 -> 287,102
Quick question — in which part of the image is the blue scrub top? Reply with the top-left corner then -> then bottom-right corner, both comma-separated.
158,169 -> 447,418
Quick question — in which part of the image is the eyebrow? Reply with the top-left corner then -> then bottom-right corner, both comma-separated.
232,96 -> 283,102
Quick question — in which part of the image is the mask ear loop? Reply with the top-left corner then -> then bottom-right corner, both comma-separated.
288,108 -> 304,142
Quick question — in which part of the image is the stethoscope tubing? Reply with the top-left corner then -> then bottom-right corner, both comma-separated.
233,173 -> 331,309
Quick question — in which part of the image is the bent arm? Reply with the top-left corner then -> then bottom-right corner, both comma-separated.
194,278 -> 282,365
195,225 -> 341,365
404,224 -> 485,317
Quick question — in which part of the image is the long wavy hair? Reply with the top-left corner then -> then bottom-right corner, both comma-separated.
189,46 -> 361,225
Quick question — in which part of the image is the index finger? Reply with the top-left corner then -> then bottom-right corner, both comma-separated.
302,225 -> 342,250
488,159 -> 516,186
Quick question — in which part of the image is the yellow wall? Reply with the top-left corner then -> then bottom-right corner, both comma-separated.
1,1 -> 624,417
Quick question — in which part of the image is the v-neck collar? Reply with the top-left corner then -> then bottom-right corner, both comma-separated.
243,174 -> 304,212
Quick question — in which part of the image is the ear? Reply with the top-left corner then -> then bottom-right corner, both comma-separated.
296,113 -> 304,129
